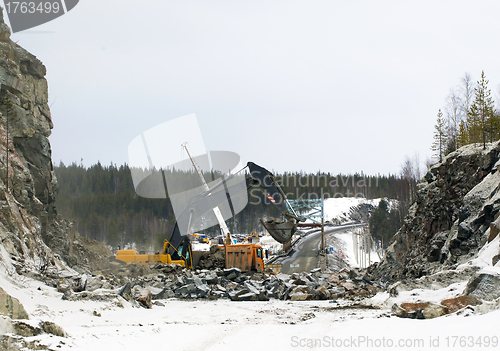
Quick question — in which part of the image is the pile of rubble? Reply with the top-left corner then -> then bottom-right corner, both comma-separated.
56,263 -> 381,307
196,245 -> 225,270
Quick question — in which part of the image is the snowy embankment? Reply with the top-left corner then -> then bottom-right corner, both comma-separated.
332,230 -> 381,268
322,197 -> 381,223
305,197 -> 386,270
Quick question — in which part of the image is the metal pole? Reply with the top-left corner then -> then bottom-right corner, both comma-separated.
181,142 -> 231,241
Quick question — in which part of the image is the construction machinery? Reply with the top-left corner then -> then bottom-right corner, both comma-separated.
244,231 -> 259,244
114,237 -> 193,268
189,233 -> 210,243
114,160 -> 303,271
225,243 -> 264,272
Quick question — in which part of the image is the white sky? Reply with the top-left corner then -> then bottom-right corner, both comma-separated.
7,0 -> 500,175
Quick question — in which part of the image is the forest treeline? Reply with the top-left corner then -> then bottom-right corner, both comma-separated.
432,71 -> 500,161
54,162 -> 417,252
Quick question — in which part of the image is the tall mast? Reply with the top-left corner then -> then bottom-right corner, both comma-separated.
181,142 -> 232,242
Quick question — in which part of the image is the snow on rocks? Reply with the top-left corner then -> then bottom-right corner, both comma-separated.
0,287 -> 29,320
47,261 -> 382,306
0,281 -> 67,349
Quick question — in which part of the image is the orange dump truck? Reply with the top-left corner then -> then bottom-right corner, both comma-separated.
225,244 -> 264,272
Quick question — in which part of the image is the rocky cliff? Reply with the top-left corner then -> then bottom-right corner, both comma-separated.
372,141 -> 500,282
0,8 -> 109,276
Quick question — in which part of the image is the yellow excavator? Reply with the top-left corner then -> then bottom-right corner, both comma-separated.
114,238 -> 193,268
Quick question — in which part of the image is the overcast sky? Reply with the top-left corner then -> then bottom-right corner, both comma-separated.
7,0 -> 500,175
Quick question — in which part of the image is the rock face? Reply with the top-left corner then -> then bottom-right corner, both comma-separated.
372,142 -> 500,281
0,287 -> 28,319
0,7 -> 109,273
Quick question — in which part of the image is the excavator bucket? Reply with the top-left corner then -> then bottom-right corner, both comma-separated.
260,217 -> 297,244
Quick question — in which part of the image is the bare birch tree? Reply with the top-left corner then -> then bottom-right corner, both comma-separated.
445,88 -> 461,152
458,72 -> 474,122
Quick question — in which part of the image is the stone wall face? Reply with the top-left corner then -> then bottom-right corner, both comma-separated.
0,8 -> 109,273
372,142 -> 500,281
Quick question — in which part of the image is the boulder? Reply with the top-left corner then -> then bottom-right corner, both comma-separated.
195,283 -> 211,298
204,271 -> 219,284
236,292 -> 258,301
394,302 -> 448,319
12,321 -> 42,337
291,277 -> 308,285
487,222 -> 500,243
290,292 -> 311,301
422,304 -> 448,319
175,284 -> 196,296
365,285 -> 379,296
329,286 -> 346,298
40,321 -> 66,337
118,282 -> 132,301
340,281 -> 356,291
325,274 -> 340,285
440,295 -> 482,313
229,288 -> 250,301
134,288 -> 152,309
314,285 -> 331,300
225,282 -> 239,291
72,274 -> 87,292
0,316 -> 14,334
289,285 -> 312,301
257,291 -> 269,301
493,254 -> 500,266
464,273 -> 500,301
0,288 -> 29,320
224,267 -> 242,280
151,287 -> 174,300
57,283 -> 71,294
393,302 -> 429,319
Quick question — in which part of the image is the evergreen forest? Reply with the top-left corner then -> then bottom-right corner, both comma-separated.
54,162 -> 418,252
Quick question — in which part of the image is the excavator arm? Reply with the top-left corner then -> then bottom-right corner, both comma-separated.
246,162 -> 304,243
167,162 -> 303,253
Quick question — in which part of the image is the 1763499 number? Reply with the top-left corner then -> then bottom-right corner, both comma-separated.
446,336 -> 498,348
5,2 -> 60,14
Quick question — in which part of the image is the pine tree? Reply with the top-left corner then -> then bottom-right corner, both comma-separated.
456,120 -> 468,148
431,109 -> 448,162
468,71 -> 495,148
106,219 -> 120,251
369,199 -> 393,245
134,224 -> 147,250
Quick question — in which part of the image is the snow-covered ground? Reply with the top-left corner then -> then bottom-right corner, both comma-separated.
259,233 -> 288,255
2,268 -> 500,351
3,197 -> 500,350
322,197 -> 381,223
333,230 -> 381,269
